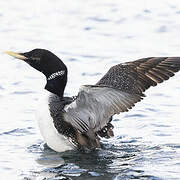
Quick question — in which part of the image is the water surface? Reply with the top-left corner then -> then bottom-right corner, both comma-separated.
1,0 -> 180,179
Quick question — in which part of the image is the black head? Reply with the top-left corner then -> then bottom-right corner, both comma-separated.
6,49 -> 68,97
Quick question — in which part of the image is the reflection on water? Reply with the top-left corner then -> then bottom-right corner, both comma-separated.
1,0 -> 180,179
26,140 -> 171,180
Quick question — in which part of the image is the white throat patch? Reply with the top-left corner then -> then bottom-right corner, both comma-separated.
47,70 -> 65,80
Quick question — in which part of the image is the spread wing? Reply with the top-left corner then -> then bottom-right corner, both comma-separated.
64,85 -> 142,133
96,57 -> 180,95
63,57 -> 180,145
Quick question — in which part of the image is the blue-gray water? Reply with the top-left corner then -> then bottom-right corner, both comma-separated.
1,0 -> 180,179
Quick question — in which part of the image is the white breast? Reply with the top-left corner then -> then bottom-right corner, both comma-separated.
36,92 -> 74,152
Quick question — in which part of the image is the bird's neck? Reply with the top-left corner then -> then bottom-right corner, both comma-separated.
45,75 -> 67,98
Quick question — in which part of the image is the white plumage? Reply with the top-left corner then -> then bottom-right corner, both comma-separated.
36,92 -> 74,152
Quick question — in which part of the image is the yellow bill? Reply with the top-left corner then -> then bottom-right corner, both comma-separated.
5,51 -> 27,60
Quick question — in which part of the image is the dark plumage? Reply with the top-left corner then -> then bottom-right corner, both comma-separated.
5,49 -> 180,152
97,57 -> 180,95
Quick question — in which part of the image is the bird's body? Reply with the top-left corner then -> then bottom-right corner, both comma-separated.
37,92 -> 74,152
5,49 -> 180,152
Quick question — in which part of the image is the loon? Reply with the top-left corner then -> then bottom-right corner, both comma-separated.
5,49 -> 180,152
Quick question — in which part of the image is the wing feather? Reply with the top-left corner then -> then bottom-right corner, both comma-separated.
97,57 -> 180,94
64,86 -> 142,133
63,57 -> 180,136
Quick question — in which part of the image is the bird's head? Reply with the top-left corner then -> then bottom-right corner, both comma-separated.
5,49 -> 67,97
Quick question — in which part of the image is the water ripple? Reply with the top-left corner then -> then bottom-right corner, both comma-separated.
1,0 -> 180,179
0,127 -> 34,136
